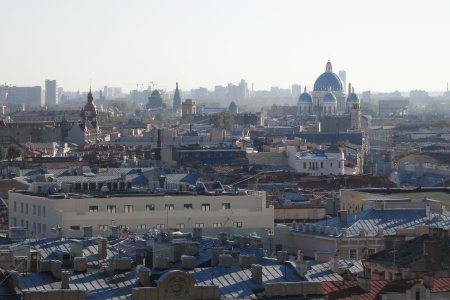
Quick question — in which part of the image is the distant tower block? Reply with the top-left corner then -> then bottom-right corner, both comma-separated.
339,70 -> 347,92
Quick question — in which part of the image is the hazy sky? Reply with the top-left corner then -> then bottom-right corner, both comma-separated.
1,0 -> 450,93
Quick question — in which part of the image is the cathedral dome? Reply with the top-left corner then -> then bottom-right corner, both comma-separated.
298,88 -> 313,103
313,60 -> 343,91
323,92 -> 337,102
347,92 -> 360,103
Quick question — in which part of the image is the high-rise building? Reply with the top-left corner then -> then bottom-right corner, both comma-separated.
45,80 -> 58,106
292,84 -> 302,98
173,82 -> 181,111
339,70 -> 347,92
238,79 -> 249,100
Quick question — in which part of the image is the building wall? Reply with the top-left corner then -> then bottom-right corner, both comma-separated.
9,192 -> 274,237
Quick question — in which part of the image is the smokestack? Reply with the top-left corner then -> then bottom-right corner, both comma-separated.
348,83 -> 352,94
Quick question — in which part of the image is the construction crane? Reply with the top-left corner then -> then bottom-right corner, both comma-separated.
127,82 -> 158,91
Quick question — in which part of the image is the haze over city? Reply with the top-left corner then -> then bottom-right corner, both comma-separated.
2,0 -> 450,92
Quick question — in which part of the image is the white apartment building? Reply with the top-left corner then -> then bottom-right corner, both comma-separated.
287,146 -> 345,176
9,183 -> 274,238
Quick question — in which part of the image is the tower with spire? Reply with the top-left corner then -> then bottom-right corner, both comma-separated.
80,87 -> 99,132
173,82 -> 181,112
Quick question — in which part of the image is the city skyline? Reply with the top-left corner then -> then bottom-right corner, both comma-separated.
1,0 -> 450,92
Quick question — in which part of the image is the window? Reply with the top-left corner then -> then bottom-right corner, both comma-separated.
330,162 -> 333,167
70,226 -> 80,230
349,248 -> 357,259
137,224 -> 146,230
25,221 -> 29,229
21,220 -> 24,227
222,203 -> 231,210
13,218 -> 17,227
339,162 -> 341,168
124,205 -> 133,213
368,248 -> 376,256
119,225 -> 127,229
156,224 -> 165,229
213,222 -> 222,228
165,204 -> 174,211
38,223 -> 41,233
303,162 -> 306,169
107,205 -> 116,213
99,225 -> 108,231
195,223 -> 204,228
89,206 -> 99,212
42,206 -> 46,217
184,204 -> 192,210
33,222 -> 36,232
25,204 -> 28,214
20,202 -> 23,213
37,206 -> 41,216
33,205 -> 36,215
321,162 -> 324,168
233,222 -> 242,228
176,223 -> 185,229
201,204 -> 210,212
43,224 -> 46,233
146,204 -> 155,211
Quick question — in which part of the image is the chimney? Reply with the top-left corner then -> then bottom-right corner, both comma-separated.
73,257 -> 87,272
97,238 -> 107,260
181,255 -> 195,270
218,254 -> 233,268
251,264 -> 263,283
61,270 -> 71,289
70,239 -> 83,258
426,205 -> 431,220
348,83 -> 352,94
211,247 -> 224,266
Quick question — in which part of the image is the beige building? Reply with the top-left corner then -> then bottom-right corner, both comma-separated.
181,99 -> 196,116
9,185 -> 273,238
340,188 -> 450,214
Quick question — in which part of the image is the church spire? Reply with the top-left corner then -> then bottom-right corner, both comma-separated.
173,82 -> 181,110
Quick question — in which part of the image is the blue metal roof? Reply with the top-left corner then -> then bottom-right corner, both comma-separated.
323,92 -> 337,102
313,72 -> 343,91
298,92 -> 313,103
311,208 -> 450,237
346,93 -> 360,103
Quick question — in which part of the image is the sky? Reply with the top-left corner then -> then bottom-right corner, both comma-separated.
1,0 -> 450,93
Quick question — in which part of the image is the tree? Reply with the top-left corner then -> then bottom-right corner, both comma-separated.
7,145 -> 22,159
211,112 -> 235,130
0,147 -> 7,160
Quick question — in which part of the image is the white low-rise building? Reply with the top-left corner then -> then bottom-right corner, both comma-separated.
9,183 -> 274,238
287,146 -> 345,176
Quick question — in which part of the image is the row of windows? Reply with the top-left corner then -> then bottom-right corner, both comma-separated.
302,161 -> 341,169
13,202 -> 46,218
73,221 -> 244,231
348,248 -> 376,259
88,203 -> 232,213
12,218 -> 46,233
